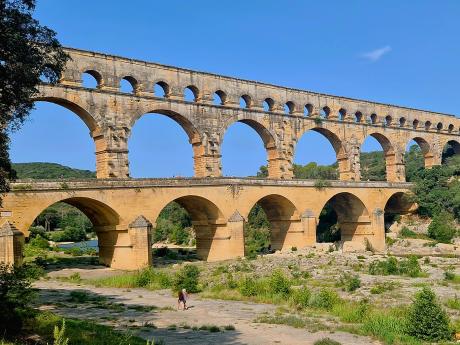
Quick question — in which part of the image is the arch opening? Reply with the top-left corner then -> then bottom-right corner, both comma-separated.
120,76 -> 138,94
213,90 -> 226,105
129,110 -> 200,177
355,112 -> 363,123
384,192 -> 417,233
316,192 -> 370,249
284,101 -> 295,114
360,133 -> 392,181
293,128 -> 340,180
26,197 -> 120,267
184,85 -> 199,102
153,196 -> 224,261
304,104 -> 313,117
320,106 -> 330,119
405,139 -> 427,181
81,70 -> 102,89
442,140 -> 460,166
221,119 -> 275,177
240,94 -> 252,109
154,81 -> 169,98
263,98 -> 274,112
245,194 -> 300,257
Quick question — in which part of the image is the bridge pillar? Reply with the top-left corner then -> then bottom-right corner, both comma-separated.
341,211 -> 385,252
270,219 -> 307,251
301,210 -> 317,246
386,150 -> 406,182
0,222 -> 24,267
92,127 -> 130,178
195,215 -> 244,261
128,216 -> 153,268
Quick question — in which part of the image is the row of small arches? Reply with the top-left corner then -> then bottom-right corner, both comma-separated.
80,71 -> 458,134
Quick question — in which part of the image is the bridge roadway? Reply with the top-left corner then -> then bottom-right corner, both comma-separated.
0,178 -> 412,269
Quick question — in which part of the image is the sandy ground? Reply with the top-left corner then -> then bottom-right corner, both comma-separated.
35,277 -> 380,345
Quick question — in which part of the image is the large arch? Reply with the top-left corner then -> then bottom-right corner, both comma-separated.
384,192 -> 417,232
221,118 -> 278,178
154,195 -> 225,261
245,194 -> 301,252
129,109 -> 203,178
26,196 -> 120,266
406,136 -> 434,168
317,192 -> 371,249
442,139 -> 460,165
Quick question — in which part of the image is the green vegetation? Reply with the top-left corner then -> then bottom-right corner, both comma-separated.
13,162 -> 96,180
173,264 -> 200,293
92,267 -> 171,290
427,211 -> 457,243
153,202 -> 193,245
336,272 -> 361,292
406,287 -> 452,341
314,339 -> 341,345
368,256 -> 425,278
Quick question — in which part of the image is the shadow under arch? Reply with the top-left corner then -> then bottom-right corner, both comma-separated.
221,117 -> 278,178
130,109 -> 203,177
155,195 -> 225,261
360,132 -> 395,182
28,196 -> 121,266
246,194 -> 301,252
384,192 -> 417,232
317,192 -> 370,247
442,139 -> 460,164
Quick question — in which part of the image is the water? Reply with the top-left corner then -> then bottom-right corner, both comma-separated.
58,239 -> 99,252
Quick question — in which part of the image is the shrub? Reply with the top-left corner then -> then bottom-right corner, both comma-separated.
314,338 -> 341,345
311,288 -> 340,310
445,295 -> 460,310
29,226 -> 48,239
29,234 -> 50,249
238,276 -> 258,297
398,255 -> 422,278
399,227 -> 418,239
370,281 -> 398,295
50,226 -> 87,242
337,272 -> 361,292
268,270 -> 291,297
290,286 -> 311,310
406,287 -> 451,341
368,255 -> 423,277
332,300 -> 369,323
135,268 -> 171,289
427,211 -> 457,243
0,263 -> 37,336
173,265 -> 200,293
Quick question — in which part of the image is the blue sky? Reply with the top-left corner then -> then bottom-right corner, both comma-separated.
9,1 -> 460,177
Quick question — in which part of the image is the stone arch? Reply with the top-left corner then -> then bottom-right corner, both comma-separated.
240,94 -> 252,108
384,192 -> 417,232
156,195 -> 225,261
24,196 -> 121,266
285,101 -> 295,114
221,117 -> 280,178
317,192 -> 371,250
130,108 -> 204,177
442,139 -> 460,164
120,76 -> 139,94
81,70 -> 103,88
361,132 -> 399,182
246,194 -> 301,251
154,80 -> 170,98
213,90 -> 227,105
184,85 -> 200,102
407,136 -> 434,167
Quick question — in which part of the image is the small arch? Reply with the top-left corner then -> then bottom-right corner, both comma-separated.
240,94 -> 252,109
412,119 -> 419,129
355,111 -> 363,123
436,122 -> 443,131
284,101 -> 295,114
263,98 -> 275,111
154,81 -> 170,98
385,115 -> 392,126
320,106 -> 330,118
120,76 -> 138,94
304,104 -> 313,116
448,124 -> 454,133
184,85 -> 200,102
213,90 -> 227,105
81,70 -> 102,89
399,117 -> 406,127
338,108 -> 347,121
369,113 -> 377,124
424,121 -> 431,130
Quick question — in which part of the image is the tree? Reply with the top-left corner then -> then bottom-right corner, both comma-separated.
427,211 -> 457,243
0,0 -> 68,197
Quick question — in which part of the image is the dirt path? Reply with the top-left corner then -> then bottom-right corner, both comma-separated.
35,279 -> 380,345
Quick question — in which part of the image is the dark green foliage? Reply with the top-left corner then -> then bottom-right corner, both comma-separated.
405,145 -> 425,181
28,234 -> 49,249
399,227 -> 418,239
0,263 -> 37,336
337,272 -> 361,292
153,202 -> 192,245
316,204 -> 340,242
238,276 -> 258,297
311,288 -> 340,310
12,162 -> 96,179
360,151 -> 386,181
290,286 -> 311,309
173,265 -> 200,293
244,204 -> 271,257
368,256 -> 422,277
50,226 -> 87,242
293,162 -> 338,180
268,270 -> 291,297
427,211 -> 457,243
406,287 -> 451,341
0,0 -> 68,196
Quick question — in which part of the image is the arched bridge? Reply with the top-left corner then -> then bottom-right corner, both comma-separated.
0,47 -> 457,269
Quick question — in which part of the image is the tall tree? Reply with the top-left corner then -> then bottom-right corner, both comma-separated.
0,0 -> 68,197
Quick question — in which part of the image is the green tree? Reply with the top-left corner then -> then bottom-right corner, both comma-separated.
0,0 -> 68,197
427,211 -> 457,243
406,287 -> 451,341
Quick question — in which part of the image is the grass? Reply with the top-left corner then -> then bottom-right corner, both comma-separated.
445,295 -> 460,310
256,314 -> 306,328
90,267 -> 172,290
314,338 -> 342,345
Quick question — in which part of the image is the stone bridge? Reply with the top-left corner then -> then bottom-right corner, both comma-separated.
1,47 -> 458,269
1,179 -> 411,269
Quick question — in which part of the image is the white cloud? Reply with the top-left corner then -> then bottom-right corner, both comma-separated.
361,46 -> 392,62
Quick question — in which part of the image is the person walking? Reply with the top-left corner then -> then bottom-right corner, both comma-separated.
177,288 -> 188,310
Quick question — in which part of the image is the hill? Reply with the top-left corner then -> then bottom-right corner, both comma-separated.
12,162 -> 96,179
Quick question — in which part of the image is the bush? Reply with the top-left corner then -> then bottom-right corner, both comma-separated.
370,281 -> 397,294
399,227 -> 418,239
238,276 -> 258,297
29,234 -> 50,249
134,268 -> 171,289
406,287 -> 451,341
50,226 -> 87,242
29,226 -> 48,239
173,265 -> 200,293
311,288 -> 340,310
0,264 -> 37,336
368,255 -> 423,277
314,338 -> 341,345
337,272 -> 361,292
268,270 -> 291,297
427,211 -> 457,243
290,286 -> 311,310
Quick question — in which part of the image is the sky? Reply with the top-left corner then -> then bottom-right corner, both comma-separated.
9,0 -> 460,177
